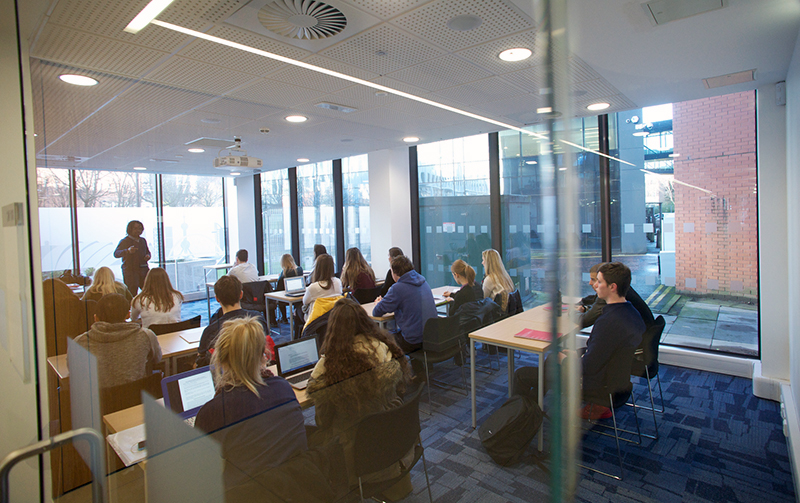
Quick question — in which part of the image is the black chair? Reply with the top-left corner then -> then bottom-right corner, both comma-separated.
629,315 -> 667,439
351,382 -> 433,503
410,315 -> 466,410
148,315 -> 202,336
353,286 -> 382,305
456,298 -> 503,372
241,280 -> 275,325
580,345 -> 642,480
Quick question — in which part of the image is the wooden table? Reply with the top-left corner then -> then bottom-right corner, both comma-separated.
469,303 -> 577,450
361,285 -> 455,328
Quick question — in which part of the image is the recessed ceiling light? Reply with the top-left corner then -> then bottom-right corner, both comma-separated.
297,158 -> 310,163
188,148 -> 205,153
587,102 -> 610,111
498,48 -> 532,62
230,172 -> 241,176
403,137 -> 419,143
285,115 -> 307,123
525,160 -> 538,165
447,14 -> 482,31
58,74 -> 98,86
124,0 -> 176,34
133,166 -> 147,171
537,107 -> 552,114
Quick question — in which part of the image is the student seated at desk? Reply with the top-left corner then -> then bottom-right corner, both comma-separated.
341,247 -> 376,296
443,259 -> 483,313
70,293 -> 162,388
481,249 -> 515,311
513,262 -> 644,419
307,298 -> 413,496
197,275 -> 272,367
573,262 -> 655,330
130,267 -> 183,328
378,247 -> 404,297
228,249 -> 259,284
373,255 -> 437,354
195,316 -> 307,490
276,253 -> 304,323
305,244 -> 327,285
81,266 -> 132,303
302,254 -> 342,322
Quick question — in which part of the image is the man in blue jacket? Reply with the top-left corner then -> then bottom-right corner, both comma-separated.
373,255 -> 437,354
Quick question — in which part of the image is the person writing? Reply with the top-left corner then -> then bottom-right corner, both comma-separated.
227,249 -> 258,284
130,267 -> 183,328
113,220 -> 151,296
340,247 -> 376,296
443,259 -> 482,313
481,249 -> 515,311
82,266 -> 132,303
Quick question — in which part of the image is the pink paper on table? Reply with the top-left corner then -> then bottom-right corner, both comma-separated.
514,329 -> 562,341
543,303 -> 569,312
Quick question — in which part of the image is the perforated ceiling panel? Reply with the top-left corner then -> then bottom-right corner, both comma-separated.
386,54 -> 494,92
472,94 -> 542,118
385,96 -> 474,124
145,56 -> 258,95
229,78 -> 327,108
392,0 -> 533,52
164,0 -> 249,24
171,110 -> 252,130
268,65 -> 353,93
340,0 -> 430,21
207,25 -> 311,61
320,24 -> 444,75
120,81 -> 214,110
455,30 -> 540,75
331,82 -> 404,108
345,106 -> 445,131
432,76 -> 527,107
198,97 -> 283,119
178,38 -> 286,77
301,54 -> 380,82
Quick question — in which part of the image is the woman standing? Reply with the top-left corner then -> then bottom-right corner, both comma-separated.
443,259 -> 482,313
130,267 -> 183,328
302,254 -> 342,321
340,247 -> 376,296
113,220 -> 151,296
481,249 -> 515,311
82,266 -> 133,303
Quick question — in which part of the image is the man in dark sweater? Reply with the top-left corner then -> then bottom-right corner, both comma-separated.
514,262 -> 645,419
378,246 -> 404,297
196,275 -> 272,367
574,262 -> 655,329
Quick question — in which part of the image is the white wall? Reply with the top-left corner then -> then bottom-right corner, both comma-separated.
755,83 -> 790,400
368,148 -> 413,274
0,0 -> 47,499
235,175 -> 257,265
787,28 -> 800,420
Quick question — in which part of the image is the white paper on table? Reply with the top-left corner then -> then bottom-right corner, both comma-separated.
107,423 -> 146,467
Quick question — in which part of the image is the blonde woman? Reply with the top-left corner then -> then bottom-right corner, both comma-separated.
130,267 -> 183,328
481,249 -> 515,311
82,266 -> 132,303
340,247 -> 376,294
195,316 -> 307,488
276,253 -> 304,291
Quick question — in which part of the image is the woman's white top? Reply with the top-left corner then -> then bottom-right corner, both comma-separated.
302,278 -> 343,321
131,293 -> 182,328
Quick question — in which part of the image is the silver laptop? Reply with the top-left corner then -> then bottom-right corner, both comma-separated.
275,336 -> 320,389
161,366 -> 216,427
284,275 -> 306,297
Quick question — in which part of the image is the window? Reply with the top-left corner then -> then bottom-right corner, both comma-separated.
261,169 -> 291,275
342,154 -> 371,263
297,161 -> 336,270
37,168 -> 74,278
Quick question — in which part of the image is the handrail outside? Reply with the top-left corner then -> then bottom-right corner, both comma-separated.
0,427 -> 106,503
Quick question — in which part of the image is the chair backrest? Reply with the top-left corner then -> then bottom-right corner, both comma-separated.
506,290 -> 523,316
149,314 -> 202,336
352,382 -> 424,477
241,280 -> 271,310
641,315 -> 666,373
421,314 -> 462,353
455,298 -> 503,334
100,371 -> 163,417
353,286 -> 382,305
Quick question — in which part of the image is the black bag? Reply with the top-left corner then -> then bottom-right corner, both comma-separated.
479,395 -> 543,466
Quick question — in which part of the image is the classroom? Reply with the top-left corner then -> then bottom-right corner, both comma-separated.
2,0 -> 800,502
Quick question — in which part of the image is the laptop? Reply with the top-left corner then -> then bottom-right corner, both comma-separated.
284,275 -> 306,297
275,336 -> 320,389
161,366 -> 217,427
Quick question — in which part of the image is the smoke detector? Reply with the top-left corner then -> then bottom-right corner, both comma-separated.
259,0 -> 347,40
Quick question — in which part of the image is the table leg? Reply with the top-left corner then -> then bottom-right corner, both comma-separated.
507,348 -> 514,398
537,354 -> 544,451
264,296 -> 271,335
289,302 -> 295,340
205,284 -> 211,320
470,338 -> 476,429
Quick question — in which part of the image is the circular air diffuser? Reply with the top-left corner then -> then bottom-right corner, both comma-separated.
259,0 -> 347,40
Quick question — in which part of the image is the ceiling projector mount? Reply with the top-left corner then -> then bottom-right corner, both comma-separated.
213,137 -> 263,171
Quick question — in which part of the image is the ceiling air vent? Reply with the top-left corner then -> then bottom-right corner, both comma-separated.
259,0 -> 347,40
315,102 -> 357,113
642,0 -> 723,26
702,69 -> 756,89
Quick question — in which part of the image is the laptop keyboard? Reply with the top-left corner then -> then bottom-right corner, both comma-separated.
286,370 -> 313,385
285,291 -> 304,297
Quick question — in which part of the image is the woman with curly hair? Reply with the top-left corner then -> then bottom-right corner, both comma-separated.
306,297 -> 412,494
130,267 -> 183,328
340,247 -> 376,295
82,266 -> 132,303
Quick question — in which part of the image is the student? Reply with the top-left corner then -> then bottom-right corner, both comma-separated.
196,275 -> 272,367
228,249 -> 258,284
373,255 -> 437,354
195,316 -> 307,489
379,247 -> 404,297
340,247 -> 376,295
513,262 -> 645,419
302,254 -> 342,322
307,298 -> 411,492
130,267 -> 183,328
276,253 -> 304,322
70,293 -> 162,388
113,220 -> 151,296
305,244 -> 328,285
481,249 -> 515,311
82,266 -> 132,303
443,259 -> 482,313
574,262 -> 655,329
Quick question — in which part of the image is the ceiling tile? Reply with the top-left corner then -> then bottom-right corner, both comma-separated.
145,56 -> 258,94
229,78 -> 326,108
432,76 -> 527,106
339,0 -> 431,21
386,54 -> 493,91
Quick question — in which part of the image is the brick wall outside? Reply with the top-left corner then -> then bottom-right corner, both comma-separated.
672,90 -> 757,299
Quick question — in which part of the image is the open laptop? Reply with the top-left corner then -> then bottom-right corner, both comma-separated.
275,336 -> 320,389
284,275 -> 306,297
161,366 -> 216,427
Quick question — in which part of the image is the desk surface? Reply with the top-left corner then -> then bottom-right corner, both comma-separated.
360,286 -> 453,322
468,303 -> 577,353
203,263 -> 233,270
265,290 -> 306,303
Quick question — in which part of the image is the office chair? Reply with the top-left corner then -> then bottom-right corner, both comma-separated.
410,314 -> 467,411
148,315 -> 202,336
628,315 -> 667,439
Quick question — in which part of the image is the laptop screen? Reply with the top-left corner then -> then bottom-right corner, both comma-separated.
276,337 -> 319,376
161,366 -> 216,418
285,276 -> 305,292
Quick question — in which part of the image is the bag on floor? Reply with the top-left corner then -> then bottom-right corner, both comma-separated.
478,395 -> 543,466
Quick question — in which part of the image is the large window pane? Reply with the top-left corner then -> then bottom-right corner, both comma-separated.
261,169 -> 291,274
37,168 -> 74,277
342,154 -> 371,263
417,135 -> 490,288
74,170 -> 157,282
161,174 -> 225,295
297,161 -> 336,271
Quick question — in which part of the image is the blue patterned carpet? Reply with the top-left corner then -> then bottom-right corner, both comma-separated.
181,300 -> 794,502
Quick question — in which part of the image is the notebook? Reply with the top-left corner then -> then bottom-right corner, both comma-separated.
284,275 -> 306,297
161,366 -> 216,426
275,336 -> 320,389
514,328 -> 563,341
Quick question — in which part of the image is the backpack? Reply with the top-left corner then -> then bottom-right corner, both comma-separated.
478,395 -> 543,466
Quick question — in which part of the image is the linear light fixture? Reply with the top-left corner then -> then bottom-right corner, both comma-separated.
125,0 -> 176,34
147,20 -> 635,167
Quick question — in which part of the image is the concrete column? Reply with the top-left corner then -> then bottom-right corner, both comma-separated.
368,148 -> 413,274
235,175 -> 257,262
